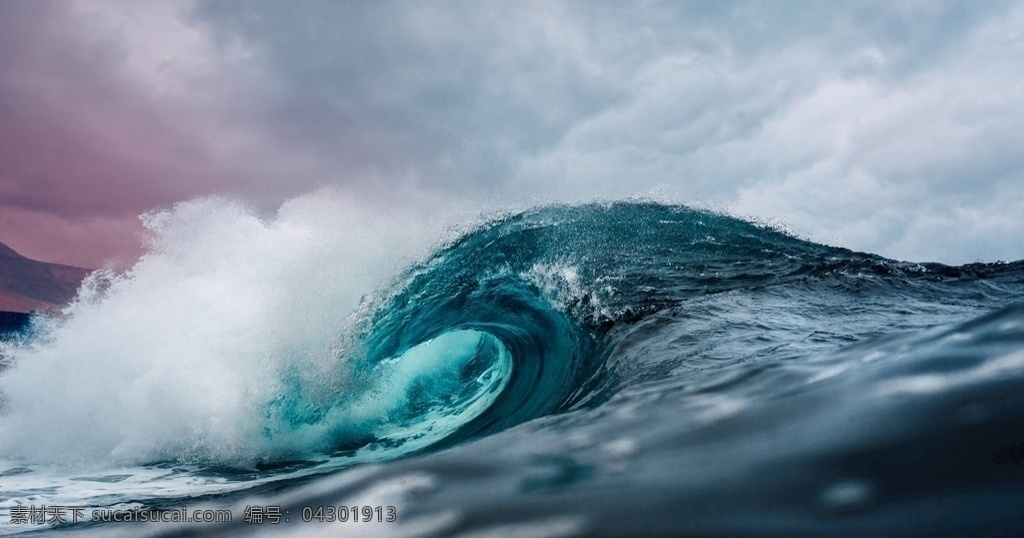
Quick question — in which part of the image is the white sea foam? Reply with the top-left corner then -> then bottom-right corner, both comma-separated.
523,262 -> 617,323
0,191 -> 454,467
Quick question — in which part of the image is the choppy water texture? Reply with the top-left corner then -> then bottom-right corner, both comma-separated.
2,202 -> 1024,537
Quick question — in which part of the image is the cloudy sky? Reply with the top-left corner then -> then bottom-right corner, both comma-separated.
1,0 -> 1022,268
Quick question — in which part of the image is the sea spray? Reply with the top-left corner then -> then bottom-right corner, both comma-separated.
0,193 -> 451,466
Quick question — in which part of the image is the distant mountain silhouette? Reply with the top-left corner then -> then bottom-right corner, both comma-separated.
0,241 -> 92,313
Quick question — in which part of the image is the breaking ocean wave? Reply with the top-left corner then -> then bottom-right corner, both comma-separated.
2,200 -> 1023,536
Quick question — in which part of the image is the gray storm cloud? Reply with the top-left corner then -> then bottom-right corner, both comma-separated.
1,0 -> 1022,265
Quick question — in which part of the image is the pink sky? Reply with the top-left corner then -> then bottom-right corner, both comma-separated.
0,2 -> 237,267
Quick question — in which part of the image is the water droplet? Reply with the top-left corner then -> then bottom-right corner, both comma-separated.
602,438 -> 638,460
819,479 -> 875,513
860,350 -> 886,363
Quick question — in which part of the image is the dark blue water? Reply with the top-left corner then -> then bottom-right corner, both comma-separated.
2,203 -> 1023,536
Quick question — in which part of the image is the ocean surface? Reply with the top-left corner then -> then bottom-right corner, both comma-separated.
1,202 -> 1023,537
